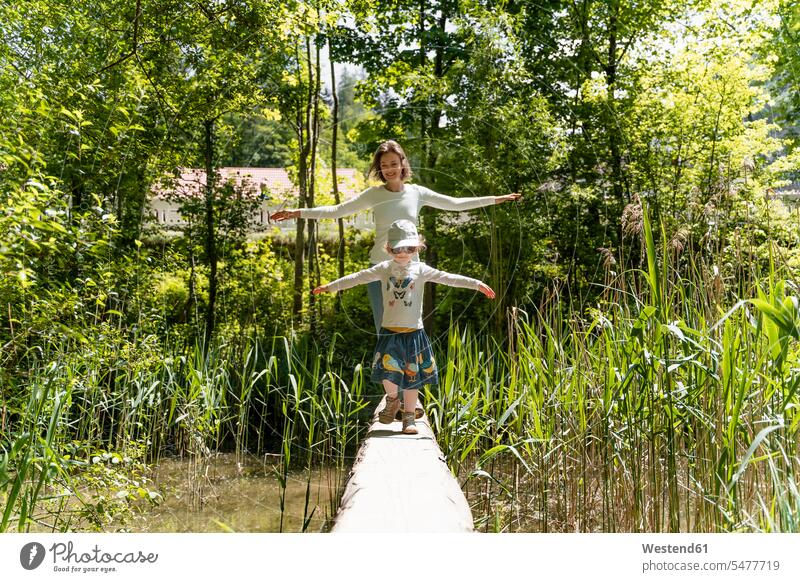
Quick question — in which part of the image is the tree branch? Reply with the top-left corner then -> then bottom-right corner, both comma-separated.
93,0 -> 142,76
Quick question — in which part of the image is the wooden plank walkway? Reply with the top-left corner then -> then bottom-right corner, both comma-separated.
331,396 -> 474,532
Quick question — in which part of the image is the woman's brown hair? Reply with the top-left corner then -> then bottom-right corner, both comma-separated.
368,140 -> 413,182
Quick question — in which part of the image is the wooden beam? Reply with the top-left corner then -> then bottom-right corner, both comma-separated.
331,397 -> 474,532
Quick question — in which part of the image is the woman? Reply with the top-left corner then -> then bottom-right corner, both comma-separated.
271,140 -> 520,332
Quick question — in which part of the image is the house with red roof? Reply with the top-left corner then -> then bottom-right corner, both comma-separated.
148,167 -> 372,234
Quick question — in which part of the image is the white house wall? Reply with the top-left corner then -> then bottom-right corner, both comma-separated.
146,199 -> 374,234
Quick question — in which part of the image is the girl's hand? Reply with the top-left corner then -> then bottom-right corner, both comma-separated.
495,193 -> 521,204
478,283 -> 496,299
312,285 -> 328,295
270,209 -> 300,221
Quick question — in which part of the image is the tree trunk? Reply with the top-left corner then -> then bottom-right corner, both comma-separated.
203,118 -> 218,349
485,130 -> 504,338
118,167 -> 148,255
307,34 -> 322,335
705,94 -> 726,198
185,236 -> 197,330
293,40 -> 311,323
571,0 -> 591,184
606,0 -> 626,205
330,54 -> 345,285
421,8 -> 453,337
420,0 -> 436,336
294,135 -> 308,322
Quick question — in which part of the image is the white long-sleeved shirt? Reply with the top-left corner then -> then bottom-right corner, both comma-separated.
299,184 -> 496,264
325,260 -> 482,330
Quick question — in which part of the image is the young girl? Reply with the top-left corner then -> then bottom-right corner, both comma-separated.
273,139 -> 517,332
313,219 -> 495,434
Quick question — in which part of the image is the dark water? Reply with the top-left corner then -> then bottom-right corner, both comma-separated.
125,453 -> 346,533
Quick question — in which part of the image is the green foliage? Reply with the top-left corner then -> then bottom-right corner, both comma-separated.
153,273 -> 190,323
770,0 -> 800,148
69,444 -> 162,531
220,113 -> 296,168
215,239 -> 295,337
3,0 -> 800,533
626,0 -> 783,219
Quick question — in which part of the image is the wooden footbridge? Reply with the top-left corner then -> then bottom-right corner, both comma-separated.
331,396 -> 474,532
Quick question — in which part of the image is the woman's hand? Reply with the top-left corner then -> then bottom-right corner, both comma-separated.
478,283 -> 496,299
312,285 -> 329,295
270,209 -> 300,221
495,193 -> 522,204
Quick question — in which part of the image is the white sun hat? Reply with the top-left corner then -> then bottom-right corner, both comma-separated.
387,219 -> 420,249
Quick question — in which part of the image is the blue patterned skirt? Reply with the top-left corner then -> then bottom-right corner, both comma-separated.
371,328 -> 438,391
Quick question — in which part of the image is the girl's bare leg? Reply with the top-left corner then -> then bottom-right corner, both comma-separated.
403,388 -> 417,413
382,379 -> 398,399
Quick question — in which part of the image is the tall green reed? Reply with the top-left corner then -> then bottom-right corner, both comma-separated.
1,366 -> 68,531
424,204 -> 799,532
2,328 -> 371,532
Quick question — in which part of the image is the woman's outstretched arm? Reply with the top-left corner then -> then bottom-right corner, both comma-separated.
420,186 -> 521,212
271,188 -> 376,221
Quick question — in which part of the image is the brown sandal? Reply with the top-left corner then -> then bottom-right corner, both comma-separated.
402,411 -> 418,435
378,395 -> 401,424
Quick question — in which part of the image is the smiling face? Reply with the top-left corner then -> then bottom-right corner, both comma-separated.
369,140 -> 412,186
379,152 -> 403,183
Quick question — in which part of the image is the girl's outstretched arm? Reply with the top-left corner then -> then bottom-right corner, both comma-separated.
420,265 -> 495,299
477,282 -> 496,299
313,263 -> 385,294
